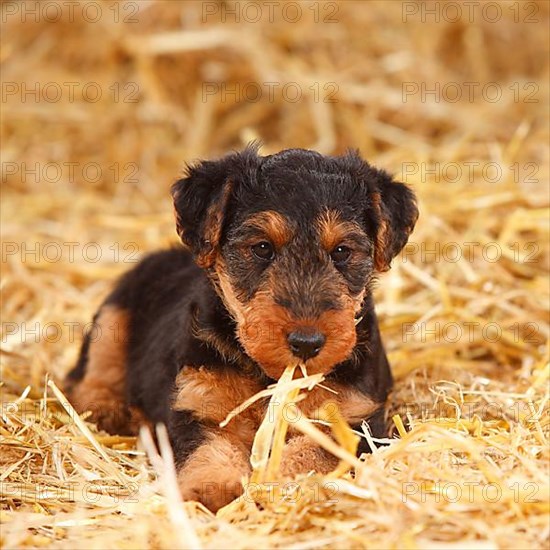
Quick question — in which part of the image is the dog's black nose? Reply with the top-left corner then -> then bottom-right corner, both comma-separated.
287,330 -> 326,361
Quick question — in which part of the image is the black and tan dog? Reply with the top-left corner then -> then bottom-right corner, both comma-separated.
65,146 -> 418,511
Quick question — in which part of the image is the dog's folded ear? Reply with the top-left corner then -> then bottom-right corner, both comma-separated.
172,158 -> 233,268
345,152 -> 418,272
368,168 -> 418,272
171,146 -> 261,268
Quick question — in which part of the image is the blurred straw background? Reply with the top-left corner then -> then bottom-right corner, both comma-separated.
1,1 -> 549,548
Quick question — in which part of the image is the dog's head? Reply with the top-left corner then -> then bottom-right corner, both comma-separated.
172,145 -> 418,379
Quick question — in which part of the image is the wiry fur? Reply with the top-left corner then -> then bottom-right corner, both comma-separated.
66,145 -> 418,512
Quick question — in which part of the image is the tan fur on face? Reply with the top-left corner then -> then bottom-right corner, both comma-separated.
316,209 -> 369,317
68,306 -> 134,434
173,366 -> 265,447
214,259 -> 246,325
317,209 -> 365,251
213,268 -> 358,379
243,210 -> 293,249
211,209 -> 364,379
239,290 -> 357,379
178,433 -> 250,512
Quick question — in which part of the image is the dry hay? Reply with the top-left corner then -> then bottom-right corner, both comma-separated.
1,1 -> 549,548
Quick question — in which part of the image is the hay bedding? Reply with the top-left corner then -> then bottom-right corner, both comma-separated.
1,1 -> 548,548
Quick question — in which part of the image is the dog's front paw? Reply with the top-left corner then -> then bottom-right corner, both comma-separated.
279,435 -> 339,478
177,434 -> 250,512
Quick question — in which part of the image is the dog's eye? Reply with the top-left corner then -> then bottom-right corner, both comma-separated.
330,245 -> 351,265
251,241 -> 275,261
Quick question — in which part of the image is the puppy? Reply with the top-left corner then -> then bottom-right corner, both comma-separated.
65,145 -> 418,511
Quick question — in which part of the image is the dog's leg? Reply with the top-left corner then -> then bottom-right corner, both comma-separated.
279,384 -> 385,477
175,431 -> 251,512
280,435 -> 339,477
65,305 -> 134,434
169,366 -> 264,512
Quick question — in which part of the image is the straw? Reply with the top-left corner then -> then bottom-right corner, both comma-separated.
1,1 -> 548,548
